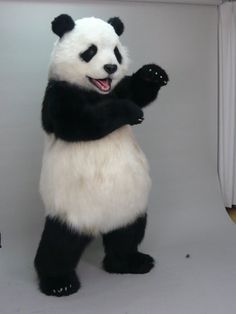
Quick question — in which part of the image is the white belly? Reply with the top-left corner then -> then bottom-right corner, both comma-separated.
40,126 -> 151,235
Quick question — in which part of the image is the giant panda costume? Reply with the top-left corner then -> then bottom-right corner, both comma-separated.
34,14 -> 169,297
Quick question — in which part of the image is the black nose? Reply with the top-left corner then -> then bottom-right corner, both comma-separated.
104,64 -> 117,75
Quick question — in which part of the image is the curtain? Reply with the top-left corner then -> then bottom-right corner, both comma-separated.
219,1 -> 236,208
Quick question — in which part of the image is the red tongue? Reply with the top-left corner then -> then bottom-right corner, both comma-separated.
92,78 -> 110,92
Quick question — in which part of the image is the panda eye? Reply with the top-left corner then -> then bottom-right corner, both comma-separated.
80,44 -> 97,62
114,46 -> 122,64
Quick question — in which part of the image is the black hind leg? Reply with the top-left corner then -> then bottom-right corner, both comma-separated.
102,214 -> 154,274
34,216 -> 92,297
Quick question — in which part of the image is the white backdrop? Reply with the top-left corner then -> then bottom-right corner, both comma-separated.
1,1 -> 236,314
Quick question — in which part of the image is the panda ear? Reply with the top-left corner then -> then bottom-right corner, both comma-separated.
51,14 -> 75,38
107,17 -> 124,36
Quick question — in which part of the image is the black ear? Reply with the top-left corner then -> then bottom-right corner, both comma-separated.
51,14 -> 75,38
107,17 -> 124,36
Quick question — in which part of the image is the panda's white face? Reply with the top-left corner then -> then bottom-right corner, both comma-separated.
49,17 -> 129,94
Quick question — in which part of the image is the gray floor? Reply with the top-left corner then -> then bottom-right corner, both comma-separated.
1,1 -> 236,313
2,201 -> 236,314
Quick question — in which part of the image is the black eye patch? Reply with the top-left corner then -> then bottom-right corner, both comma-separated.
80,44 -> 97,62
114,46 -> 122,64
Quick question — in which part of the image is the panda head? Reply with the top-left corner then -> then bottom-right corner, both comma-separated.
49,14 -> 129,94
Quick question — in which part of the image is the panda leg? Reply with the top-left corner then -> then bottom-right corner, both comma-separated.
102,214 -> 154,274
34,216 -> 92,297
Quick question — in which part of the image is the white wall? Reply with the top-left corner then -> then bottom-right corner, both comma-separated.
0,0 -> 219,247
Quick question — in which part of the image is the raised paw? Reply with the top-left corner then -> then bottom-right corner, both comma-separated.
138,64 -> 169,86
38,271 -> 80,297
103,252 -> 155,274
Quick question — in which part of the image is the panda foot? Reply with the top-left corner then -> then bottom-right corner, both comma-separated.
38,271 -> 80,297
103,252 -> 155,274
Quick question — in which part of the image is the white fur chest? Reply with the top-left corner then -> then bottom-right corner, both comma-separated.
40,126 -> 151,235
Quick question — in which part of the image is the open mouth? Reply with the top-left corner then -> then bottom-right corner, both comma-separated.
88,77 -> 112,92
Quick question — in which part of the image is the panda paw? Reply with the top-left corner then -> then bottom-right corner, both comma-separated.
129,252 -> 155,273
103,252 -> 155,274
38,271 -> 80,297
137,64 -> 169,86
121,100 -> 144,125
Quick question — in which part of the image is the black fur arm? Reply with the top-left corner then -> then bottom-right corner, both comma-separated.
114,64 -> 169,108
42,81 -> 144,142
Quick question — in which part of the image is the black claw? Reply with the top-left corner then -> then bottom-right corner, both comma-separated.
140,64 -> 169,86
38,272 -> 80,297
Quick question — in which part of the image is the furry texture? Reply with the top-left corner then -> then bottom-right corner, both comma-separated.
40,125 -> 151,235
39,62 -> 169,235
80,44 -> 98,62
42,62 -> 168,142
35,15 -> 169,296
103,214 -> 155,274
49,17 -> 129,93
114,64 -> 169,108
107,17 -> 124,36
34,216 -> 92,296
114,46 -> 122,64
41,80 -> 144,141
34,215 -> 152,296
51,14 -> 75,38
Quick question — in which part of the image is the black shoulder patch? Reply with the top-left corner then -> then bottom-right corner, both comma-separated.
80,45 -> 98,62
